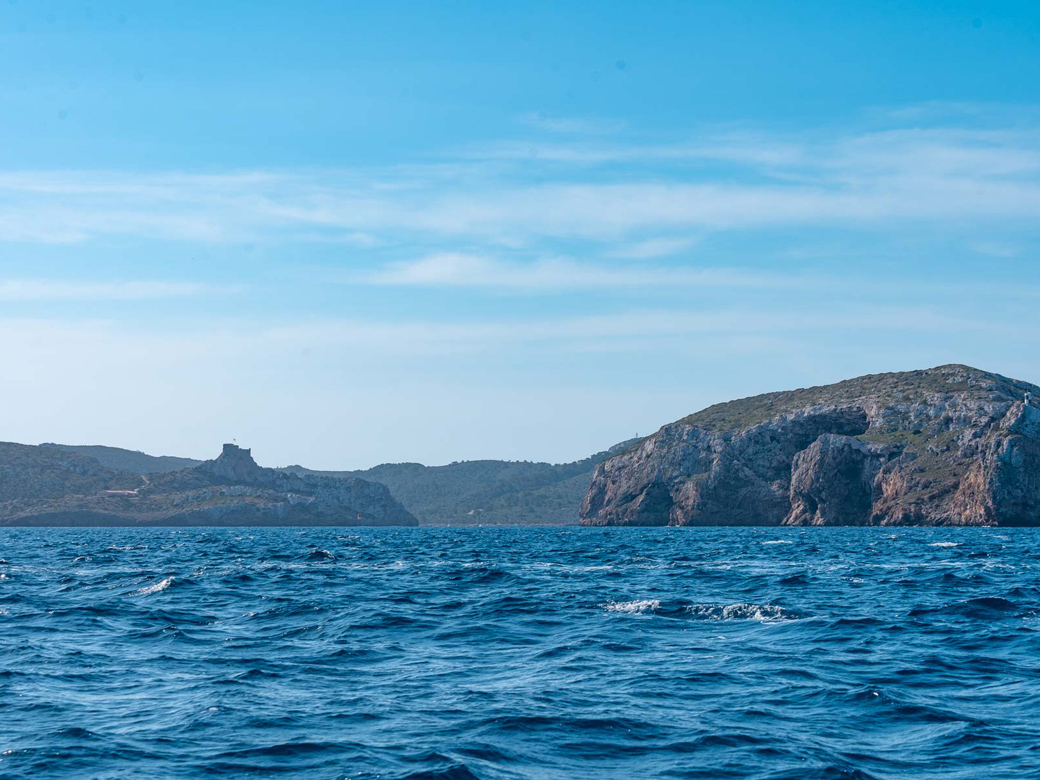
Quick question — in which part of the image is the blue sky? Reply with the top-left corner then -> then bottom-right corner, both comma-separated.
3,1 -> 1040,468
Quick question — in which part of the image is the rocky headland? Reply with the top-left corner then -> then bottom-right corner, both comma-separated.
581,365 -> 1040,526
0,443 -> 417,526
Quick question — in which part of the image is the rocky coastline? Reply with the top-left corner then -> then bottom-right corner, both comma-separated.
580,365 -> 1040,526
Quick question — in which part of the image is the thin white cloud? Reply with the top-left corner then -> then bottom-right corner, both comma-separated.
0,111 -> 1039,247
462,133 -> 807,167
970,241 -> 1021,258
516,112 -> 627,135
364,253 -> 807,290
604,236 -> 701,259
0,307 -> 1016,368
358,253 -> 1040,301
0,279 -> 234,302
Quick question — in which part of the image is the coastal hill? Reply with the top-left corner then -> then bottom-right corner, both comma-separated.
40,443 -> 202,474
0,443 -> 416,526
282,442 -> 635,525
581,365 -> 1040,526
49,442 -> 635,525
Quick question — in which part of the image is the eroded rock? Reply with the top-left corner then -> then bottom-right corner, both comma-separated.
581,365 -> 1040,526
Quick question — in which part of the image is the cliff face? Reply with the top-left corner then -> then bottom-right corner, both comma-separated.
580,366 -> 1040,527
0,443 -> 418,527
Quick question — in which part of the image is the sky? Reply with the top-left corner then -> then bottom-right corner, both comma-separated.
3,1 -> 1040,469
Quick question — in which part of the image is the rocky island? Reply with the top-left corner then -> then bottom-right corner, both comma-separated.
581,365 -> 1040,526
0,443 -> 417,526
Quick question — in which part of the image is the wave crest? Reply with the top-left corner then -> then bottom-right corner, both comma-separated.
603,599 -> 661,614
686,603 -> 795,621
135,577 -> 174,596
604,600 -> 796,621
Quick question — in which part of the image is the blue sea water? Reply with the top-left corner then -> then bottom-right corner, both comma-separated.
2,527 -> 1040,780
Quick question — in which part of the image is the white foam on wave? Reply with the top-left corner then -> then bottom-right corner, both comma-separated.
762,540 -> 794,545
135,577 -> 174,596
603,599 -> 661,614
929,542 -> 961,548
686,603 -> 793,621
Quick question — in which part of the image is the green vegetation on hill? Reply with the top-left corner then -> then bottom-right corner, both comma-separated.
283,442 -> 635,525
41,440 -> 636,525
0,442 -> 142,502
681,365 -> 1039,434
41,444 -> 203,474
1,442 -> 416,526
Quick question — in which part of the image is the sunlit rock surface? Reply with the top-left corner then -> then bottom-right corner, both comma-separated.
581,365 -> 1040,526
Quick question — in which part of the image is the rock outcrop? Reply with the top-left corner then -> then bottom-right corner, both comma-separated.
0,443 -> 418,526
580,365 -> 1040,526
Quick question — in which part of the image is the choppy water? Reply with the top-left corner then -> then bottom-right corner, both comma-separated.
2,527 -> 1040,780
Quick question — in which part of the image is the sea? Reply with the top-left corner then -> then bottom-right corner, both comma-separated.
1,526 -> 1039,780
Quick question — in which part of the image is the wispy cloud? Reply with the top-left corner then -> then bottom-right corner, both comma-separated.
364,253 -> 810,291
1,110 -> 1039,250
282,308 -> 1008,350
461,132 -> 807,167
604,236 -> 701,259
0,279 -> 235,302
969,241 -> 1021,258
516,112 -> 627,135
0,305 -> 1015,368
358,253 -> 1040,301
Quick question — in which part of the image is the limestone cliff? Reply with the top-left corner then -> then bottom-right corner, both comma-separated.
0,443 -> 417,526
580,365 -> 1040,526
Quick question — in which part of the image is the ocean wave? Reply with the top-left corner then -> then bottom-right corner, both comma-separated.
134,577 -> 175,596
603,599 -> 796,621
215,741 -> 343,759
686,603 -> 796,621
908,596 -> 1021,619
397,764 -> 482,780
929,542 -> 961,548
603,599 -> 661,613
